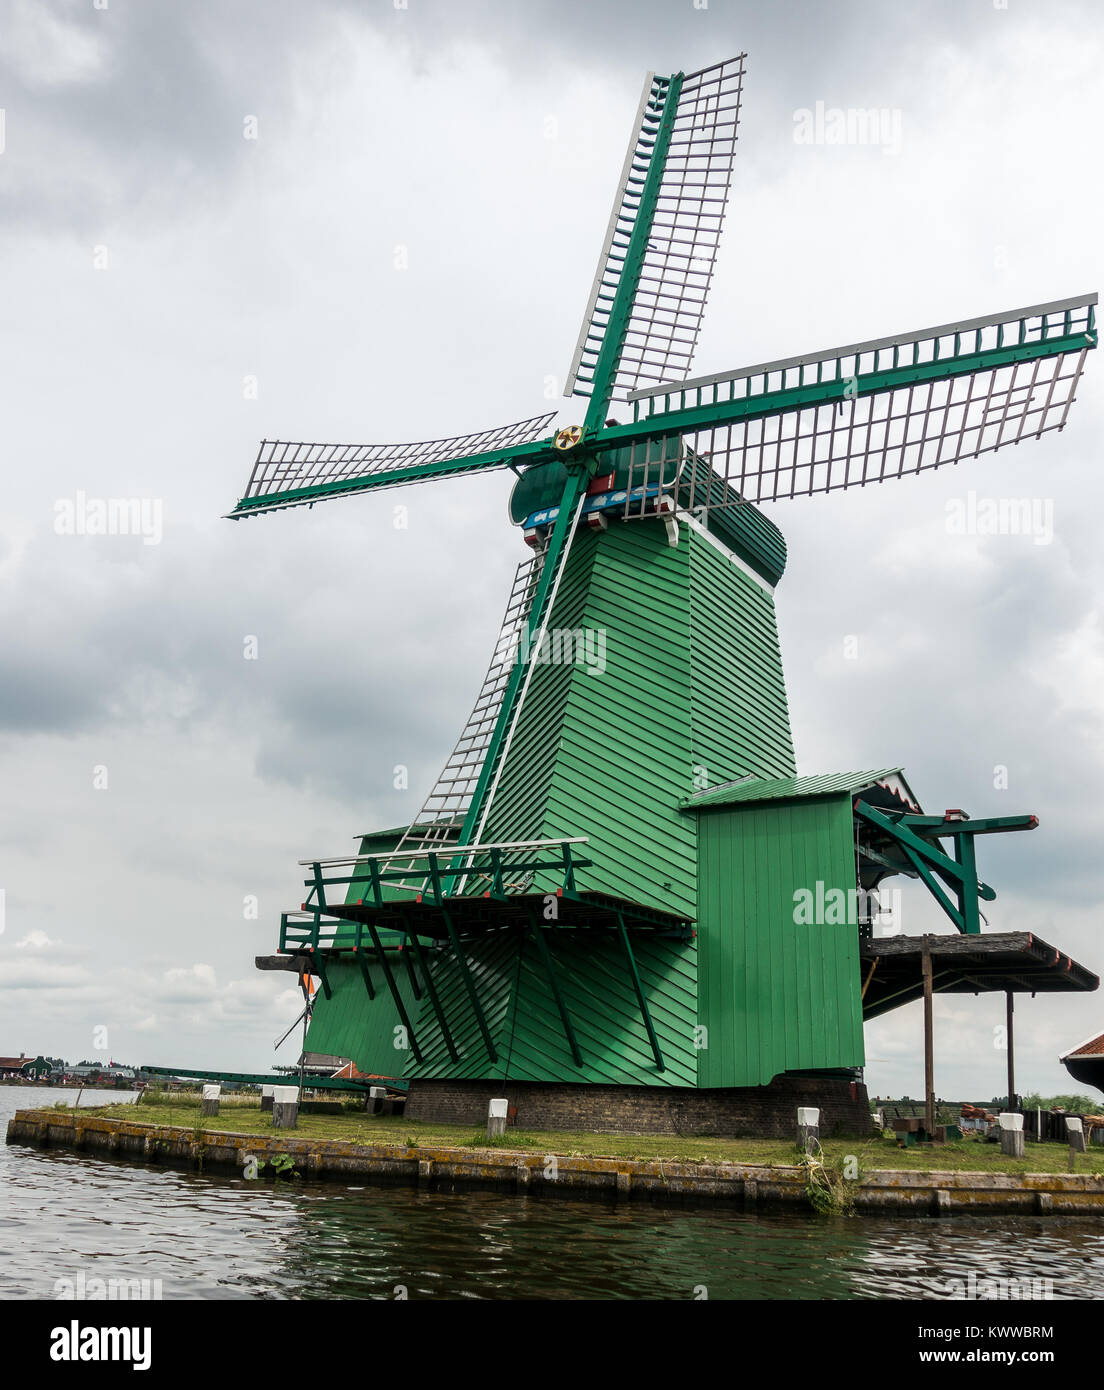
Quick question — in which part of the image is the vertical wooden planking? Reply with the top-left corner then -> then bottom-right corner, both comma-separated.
696,796 -> 865,1087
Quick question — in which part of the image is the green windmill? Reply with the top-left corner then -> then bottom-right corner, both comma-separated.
235,56 -> 1099,1134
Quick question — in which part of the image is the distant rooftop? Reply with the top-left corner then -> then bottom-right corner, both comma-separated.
1061,1031 -> 1104,1060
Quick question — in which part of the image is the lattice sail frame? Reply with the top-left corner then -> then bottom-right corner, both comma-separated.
565,56 -> 746,403
230,412 -> 557,516
385,551 -> 544,880
619,294 -> 1097,511
381,488 -> 588,896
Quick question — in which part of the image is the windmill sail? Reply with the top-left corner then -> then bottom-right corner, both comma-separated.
565,56 -> 746,405
614,293 -> 1097,511
386,488 -> 588,889
228,412 -> 557,517
387,552 -> 544,866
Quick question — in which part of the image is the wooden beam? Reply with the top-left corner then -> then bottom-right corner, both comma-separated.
922,937 -> 935,1138
1007,991 -> 1016,1112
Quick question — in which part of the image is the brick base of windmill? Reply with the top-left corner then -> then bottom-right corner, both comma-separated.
404,1075 -> 874,1139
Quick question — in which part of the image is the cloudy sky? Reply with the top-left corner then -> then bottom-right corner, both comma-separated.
0,0 -> 1100,1102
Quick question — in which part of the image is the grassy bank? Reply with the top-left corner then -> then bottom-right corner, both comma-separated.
70,1096 -> 1104,1176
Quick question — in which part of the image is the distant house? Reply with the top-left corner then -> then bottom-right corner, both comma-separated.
1061,1030 -> 1104,1097
67,1064 -> 104,1081
300,1052 -> 393,1083
0,1054 -> 54,1080
65,1062 -> 136,1085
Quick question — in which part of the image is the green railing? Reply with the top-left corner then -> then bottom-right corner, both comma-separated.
279,837 -> 591,955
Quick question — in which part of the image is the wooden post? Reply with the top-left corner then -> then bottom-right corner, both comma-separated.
201,1083 -> 220,1118
797,1106 -> 820,1155
1067,1115 -> 1086,1169
1006,991 -> 1015,1112
368,1085 -> 386,1116
487,1098 -> 508,1141
272,1085 -> 298,1130
999,1112 -> 1024,1158
260,1086 -> 274,1113
922,937 -> 935,1138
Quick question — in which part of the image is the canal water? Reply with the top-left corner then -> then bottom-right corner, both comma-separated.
4,1087 -> 1104,1300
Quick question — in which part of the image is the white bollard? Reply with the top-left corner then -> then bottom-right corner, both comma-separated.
272,1084 -> 299,1130
201,1083 -> 221,1118
999,1111 -> 1024,1158
1066,1115 -> 1087,1155
487,1097 -> 509,1141
797,1106 -> 820,1154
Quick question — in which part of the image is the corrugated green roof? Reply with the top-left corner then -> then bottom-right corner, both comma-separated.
683,767 -> 906,810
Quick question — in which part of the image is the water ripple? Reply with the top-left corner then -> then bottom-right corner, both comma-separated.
4,1087 -> 1104,1300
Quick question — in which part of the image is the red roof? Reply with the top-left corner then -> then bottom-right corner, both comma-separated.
329,1061 -> 396,1082
1065,1031 -> 1104,1058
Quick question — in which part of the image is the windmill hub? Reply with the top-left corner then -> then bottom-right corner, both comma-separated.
552,425 -> 585,452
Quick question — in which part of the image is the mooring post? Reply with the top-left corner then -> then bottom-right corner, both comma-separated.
487,1098 -> 508,1141
1066,1115 -> 1086,1170
368,1085 -> 386,1116
797,1106 -> 820,1155
201,1083 -> 221,1118
260,1085 -> 274,1113
998,1111 -> 1024,1159
272,1084 -> 299,1130
922,937 -> 935,1139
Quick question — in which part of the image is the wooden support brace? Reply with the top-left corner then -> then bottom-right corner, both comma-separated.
617,914 -> 664,1072
399,945 -> 423,1000
441,908 -> 498,1063
528,912 -> 583,1068
356,950 -> 376,1001
365,920 -> 423,1065
403,920 -> 459,1064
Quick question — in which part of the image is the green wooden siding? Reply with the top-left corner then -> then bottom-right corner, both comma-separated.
480,519 -> 795,919
402,932 -> 520,1080
478,530 -> 597,852
406,927 -> 697,1086
305,512 -> 810,1090
695,794 -> 865,1087
689,528 -> 795,789
302,931 -> 697,1086
550,522 -> 696,914
302,956 -> 418,1076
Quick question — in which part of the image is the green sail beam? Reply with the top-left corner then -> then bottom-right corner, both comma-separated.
581,71 -> 684,432
605,327 -> 1096,449
454,69 -> 686,848
227,418 -> 556,518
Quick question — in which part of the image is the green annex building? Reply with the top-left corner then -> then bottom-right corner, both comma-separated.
238,55 -> 1098,1134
